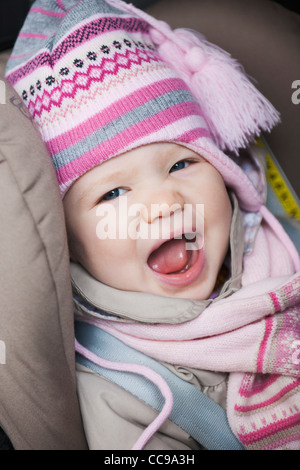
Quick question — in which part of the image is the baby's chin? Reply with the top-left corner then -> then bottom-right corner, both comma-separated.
146,281 -> 215,301
117,272 -> 216,301
91,271 -> 214,301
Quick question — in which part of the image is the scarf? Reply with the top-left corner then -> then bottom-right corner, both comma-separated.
81,206 -> 300,450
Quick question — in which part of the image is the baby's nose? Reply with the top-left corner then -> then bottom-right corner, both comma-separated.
141,188 -> 184,224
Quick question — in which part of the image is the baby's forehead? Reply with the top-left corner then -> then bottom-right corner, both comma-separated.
104,142 -> 201,170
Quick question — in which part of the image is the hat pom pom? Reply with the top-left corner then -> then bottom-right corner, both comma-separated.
184,46 -> 206,72
150,27 -> 280,153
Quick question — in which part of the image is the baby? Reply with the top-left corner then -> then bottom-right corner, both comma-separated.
6,0 -> 300,451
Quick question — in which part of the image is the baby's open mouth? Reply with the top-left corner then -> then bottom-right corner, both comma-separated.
147,235 -> 196,274
147,234 -> 205,287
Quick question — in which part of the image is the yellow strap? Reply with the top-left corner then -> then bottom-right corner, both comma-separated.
257,139 -> 300,221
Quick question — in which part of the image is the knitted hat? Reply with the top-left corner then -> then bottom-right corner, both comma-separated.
6,0 -> 280,210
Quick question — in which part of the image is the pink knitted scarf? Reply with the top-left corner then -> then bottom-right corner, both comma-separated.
87,206 -> 300,450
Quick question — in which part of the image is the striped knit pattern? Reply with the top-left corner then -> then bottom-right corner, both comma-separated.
234,374 -> 300,450
5,0 -> 212,196
233,277 -> 300,450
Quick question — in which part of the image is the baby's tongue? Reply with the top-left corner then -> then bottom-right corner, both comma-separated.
148,238 -> 189,274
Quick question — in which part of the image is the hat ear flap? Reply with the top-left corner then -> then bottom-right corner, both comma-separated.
149,27 -> 280,153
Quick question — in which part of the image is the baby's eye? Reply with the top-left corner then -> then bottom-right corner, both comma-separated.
101,187 -> 127,201
169,159 -> 193,173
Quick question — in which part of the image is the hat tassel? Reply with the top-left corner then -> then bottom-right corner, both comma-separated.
107,0 -> 280,154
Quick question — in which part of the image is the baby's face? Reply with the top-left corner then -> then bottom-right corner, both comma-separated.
63,143 -> 232,300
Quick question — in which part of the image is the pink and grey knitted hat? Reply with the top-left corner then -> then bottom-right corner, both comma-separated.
6,0 -> 280,210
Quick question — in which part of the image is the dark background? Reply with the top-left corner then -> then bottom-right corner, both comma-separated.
0,0 -> 299,51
